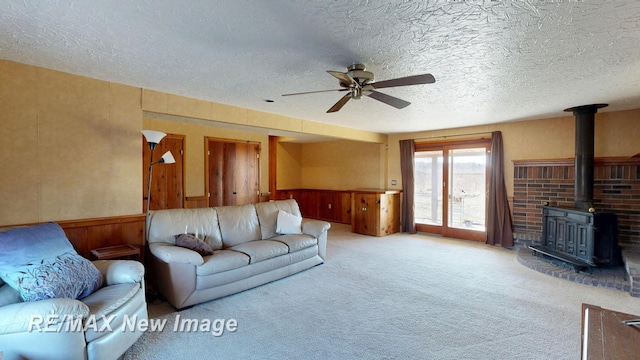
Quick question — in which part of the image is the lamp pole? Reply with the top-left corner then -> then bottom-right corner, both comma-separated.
141,130 -> 175,244
145,145 -> 155,244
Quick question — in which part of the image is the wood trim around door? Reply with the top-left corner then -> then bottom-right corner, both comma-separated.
414,138 -> 491,242
269,135 -> 278,195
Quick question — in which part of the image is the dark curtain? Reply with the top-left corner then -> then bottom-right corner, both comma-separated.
399,139 -> 416,234
486,131 -> 514,247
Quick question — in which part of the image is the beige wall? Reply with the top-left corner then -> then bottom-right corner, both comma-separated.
0,61 -> 141,225
2,59 -> 638,226
0,60 -> 384,226
299,140 -> 385,190
387,108 -> 640,196
277,142 -> 303,189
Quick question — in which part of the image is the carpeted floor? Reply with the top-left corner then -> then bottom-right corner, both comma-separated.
122,223 -> 639,360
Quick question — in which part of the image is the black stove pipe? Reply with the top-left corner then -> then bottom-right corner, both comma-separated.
563,103 -> 608,210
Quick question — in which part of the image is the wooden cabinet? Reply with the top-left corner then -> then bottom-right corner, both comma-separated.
351,190 -> 401,237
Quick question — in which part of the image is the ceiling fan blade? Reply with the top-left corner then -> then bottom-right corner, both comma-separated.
327,70 -> 357,87
327,93 -> 352,113
282,88 -> 348,96
366,90 -> 411,109
371,73 -> 436,89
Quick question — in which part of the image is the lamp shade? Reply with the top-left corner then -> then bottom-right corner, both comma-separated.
159,151 -> 176,164
141,130 -> 167,145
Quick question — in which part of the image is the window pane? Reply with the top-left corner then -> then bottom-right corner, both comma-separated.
414,151 -> 443,225
448,148 -> 486,231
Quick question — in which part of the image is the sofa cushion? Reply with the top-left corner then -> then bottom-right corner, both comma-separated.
82,283 -> 141,342
276,210 -> 302,234
175,233 -> 214,256
148,208 -> 223,250
271,234 -> 318,253
255,199 -> 303,239
0,223 -> 103,302
216,204 -> 261,247
196,250 -> 251,275
228,240 -> 289,263
82,283 -> 140,320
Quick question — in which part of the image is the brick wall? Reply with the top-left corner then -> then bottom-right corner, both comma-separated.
512,158 -> 640,247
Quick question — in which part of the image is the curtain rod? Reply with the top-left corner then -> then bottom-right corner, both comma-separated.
414,131 -> 494,141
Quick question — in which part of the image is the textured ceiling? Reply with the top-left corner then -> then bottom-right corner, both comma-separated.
1,0 -> 639,137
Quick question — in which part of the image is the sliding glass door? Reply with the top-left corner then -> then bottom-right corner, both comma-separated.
415,150 -> 443,226
414,139 -> 490,241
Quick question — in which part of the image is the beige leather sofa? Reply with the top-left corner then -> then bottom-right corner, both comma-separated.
0,260 -> 147,360
147,199 -> 330,309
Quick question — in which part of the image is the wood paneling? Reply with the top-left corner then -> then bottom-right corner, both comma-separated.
18,214 -> 146,261
274,189 -> 351,224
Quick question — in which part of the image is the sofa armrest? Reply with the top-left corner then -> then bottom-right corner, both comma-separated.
301,218 -> 331,238
92,260 -> 145,286
0,298 -> 89,335
150,242 -> 205,266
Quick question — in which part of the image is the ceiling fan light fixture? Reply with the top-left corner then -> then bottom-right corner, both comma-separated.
352,87 -> 363,99
283,63 -> 435,113
346,64 -> 374,85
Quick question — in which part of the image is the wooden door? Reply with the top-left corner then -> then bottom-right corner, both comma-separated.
233,142 -> 260,206
142,134 -> 184,211
207,139 -> 260,207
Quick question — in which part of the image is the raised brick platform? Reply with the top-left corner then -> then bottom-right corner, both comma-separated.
621,245 -> 640,297
517,247 -> 631,294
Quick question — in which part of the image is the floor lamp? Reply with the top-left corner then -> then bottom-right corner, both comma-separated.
142,130 -> 175,244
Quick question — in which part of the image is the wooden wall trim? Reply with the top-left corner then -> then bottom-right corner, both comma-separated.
513,156 -> 640,167
513,158 -> 574,167
57,214 -> 145,228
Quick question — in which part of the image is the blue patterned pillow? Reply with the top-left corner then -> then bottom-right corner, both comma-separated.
0,223 -> 103,301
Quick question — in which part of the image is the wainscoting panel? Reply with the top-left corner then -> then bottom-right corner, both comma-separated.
57,214 -> 145,261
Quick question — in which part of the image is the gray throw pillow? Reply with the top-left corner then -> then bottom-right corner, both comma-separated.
174,233 -> 214,256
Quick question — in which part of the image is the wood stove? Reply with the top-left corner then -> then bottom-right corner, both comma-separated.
530,104 -> 620,271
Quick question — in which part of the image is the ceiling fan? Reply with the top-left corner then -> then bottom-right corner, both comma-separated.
282,64 -> 436,113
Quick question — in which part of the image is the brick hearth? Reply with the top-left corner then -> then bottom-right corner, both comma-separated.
511,157 -> 640,296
